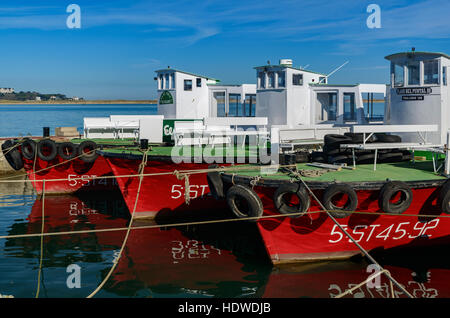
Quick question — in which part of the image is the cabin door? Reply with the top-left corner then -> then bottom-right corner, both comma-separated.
316,92 -> 337,123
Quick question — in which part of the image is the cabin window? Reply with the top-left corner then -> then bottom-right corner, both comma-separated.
184,79 -> 192,91
165,74 -> 170,89
267,72 -> 275,88
171,73 -> 175,89
228,94 -> 242,117
319,77 -> 327,84
213,92 -> 226,117
159,74 -> 164,89
293,74 -> 303,86
257,72 -> 265,89
196,78 -> 202,87
444,66 -> 447,86
407,61 -> 420,85
424,60 -> 439,85
393,63 -> 404,87
244,94 -> 256,117
343,93 -> 356,121
277,72 -> 285,88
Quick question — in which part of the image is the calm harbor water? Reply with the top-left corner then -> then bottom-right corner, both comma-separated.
1,190 -> 450,298
0,104 -> 449,298
0,104 -> 157,137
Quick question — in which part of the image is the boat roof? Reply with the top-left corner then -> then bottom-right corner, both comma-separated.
385,51 -> 450,60
155,68 -> 220,82
253,64 -> 327,76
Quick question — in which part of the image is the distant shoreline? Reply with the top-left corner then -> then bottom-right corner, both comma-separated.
0,100 -> 157,105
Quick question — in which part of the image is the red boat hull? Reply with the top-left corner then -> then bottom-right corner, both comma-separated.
231,182 -> 450,264
105,157 -> 227,219
23,155 -> 116,194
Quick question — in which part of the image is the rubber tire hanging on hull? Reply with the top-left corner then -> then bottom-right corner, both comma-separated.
37,139 -> 58,162
273,183 -> 310,218
77,140 -> 99,163
378,181 -> 412,214
206,164 -> 224,200
322,184 -> 358,218
58,142 -> 78,161
21,139 -> 37,160
1,139 -> 23,171
226,184 -> 263,222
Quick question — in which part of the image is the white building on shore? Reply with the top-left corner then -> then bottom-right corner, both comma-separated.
0,88 -> 14,94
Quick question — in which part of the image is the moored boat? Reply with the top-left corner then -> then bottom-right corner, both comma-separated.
1,137 -> 133,194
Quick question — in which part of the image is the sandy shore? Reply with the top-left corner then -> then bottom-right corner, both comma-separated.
0,100 -> 157,105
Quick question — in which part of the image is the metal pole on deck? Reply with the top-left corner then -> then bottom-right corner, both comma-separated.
445,131 -> 450,176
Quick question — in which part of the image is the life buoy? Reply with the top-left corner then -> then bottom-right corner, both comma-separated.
439,180 -> 450,214
273,183 -> 310,218
21,138 -> 36,160
226,184 -> 263,222
37,139 -> 58,162
323,184 -> 358,218
58,142 -> 78,161
378,181 -> 412,214
1,139 -> 24,171
206,164 -> 224,200
77,140 -> 99,163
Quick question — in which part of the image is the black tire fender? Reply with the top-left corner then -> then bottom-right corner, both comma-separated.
58,142 -> 78,161
311,151 -> 327,163
375,134 -> 402,143
77,140 -> 99,163
273,183 -> 310,218
37,139 -> 58,162
226,185 -> 263,222
378,181 -> 413,214
1,139 -> 24,171
206,164 -> 224,200
323,184 -> 358,218
21,138 -> 37,160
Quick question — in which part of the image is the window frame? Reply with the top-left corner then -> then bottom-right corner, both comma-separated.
293,73 -> 303,86
393,63 -> 404,87
184,79 -> 193,91
277,71 -> 286,88
423,59 -> 440,85
443,66 -> 447,86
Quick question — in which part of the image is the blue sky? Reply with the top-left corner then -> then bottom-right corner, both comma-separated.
0,0 -> 449,100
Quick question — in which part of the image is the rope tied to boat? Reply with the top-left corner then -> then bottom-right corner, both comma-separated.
173,170 -> 191,205
249,175 -> 262,188
86,148 -> 148,298
284,167 -> 332,181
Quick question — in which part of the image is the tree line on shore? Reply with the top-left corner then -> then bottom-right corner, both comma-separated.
0,91 -> 77,101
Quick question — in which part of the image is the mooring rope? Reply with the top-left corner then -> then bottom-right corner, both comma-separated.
86,149 -> 148,298
35,179 -> 45,298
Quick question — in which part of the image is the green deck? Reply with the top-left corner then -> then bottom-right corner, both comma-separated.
226,161 -> 446,183
98,143 -> 261,158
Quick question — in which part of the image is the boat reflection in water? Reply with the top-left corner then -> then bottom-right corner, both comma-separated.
2,192 -> 450,298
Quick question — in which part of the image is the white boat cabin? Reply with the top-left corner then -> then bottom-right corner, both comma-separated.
155,59 -> 386,130
384,51 -> 450,145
